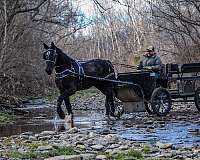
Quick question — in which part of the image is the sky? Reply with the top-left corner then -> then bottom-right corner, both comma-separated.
76,0 -> 95,17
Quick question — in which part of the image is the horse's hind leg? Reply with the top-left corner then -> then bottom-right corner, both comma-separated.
97,85 -> 115,117
105,91 -> 115,117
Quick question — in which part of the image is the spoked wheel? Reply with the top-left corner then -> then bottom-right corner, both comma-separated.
144,102 -> 154,114
151,87 -> 172,116
195,87 -> 200,112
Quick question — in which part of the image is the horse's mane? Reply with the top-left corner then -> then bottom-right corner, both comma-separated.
56,47 -> 75,64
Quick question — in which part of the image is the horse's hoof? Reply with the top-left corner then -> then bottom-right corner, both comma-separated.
66,114 -> 73,123
57,107 -> 65,119
110,112 -> 117,118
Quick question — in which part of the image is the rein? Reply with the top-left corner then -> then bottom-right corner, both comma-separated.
112,62 -> 138,69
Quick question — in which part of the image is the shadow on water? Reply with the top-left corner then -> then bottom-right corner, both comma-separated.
0,100 -> 200,146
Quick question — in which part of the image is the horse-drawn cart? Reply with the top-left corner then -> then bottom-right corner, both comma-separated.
114,62 -> 200,116
43,43 -> 200,119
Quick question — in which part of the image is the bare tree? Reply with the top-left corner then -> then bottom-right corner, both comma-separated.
0,0 -> 88,96
146,0 -> 200,63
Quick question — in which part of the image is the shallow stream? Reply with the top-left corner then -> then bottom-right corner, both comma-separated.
0,99 -> 200,146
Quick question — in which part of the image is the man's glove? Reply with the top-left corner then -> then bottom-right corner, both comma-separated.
143,66 -> 152,70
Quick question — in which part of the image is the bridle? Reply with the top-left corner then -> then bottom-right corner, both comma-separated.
44,49 -> 58,64
44,48 -> 85,82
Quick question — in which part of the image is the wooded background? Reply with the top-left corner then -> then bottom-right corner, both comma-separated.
0,0 -> 200,96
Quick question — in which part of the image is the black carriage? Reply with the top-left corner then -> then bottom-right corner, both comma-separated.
114,63 -> 200,116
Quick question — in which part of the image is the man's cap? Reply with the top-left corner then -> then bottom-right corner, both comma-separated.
144,46 -> 155,52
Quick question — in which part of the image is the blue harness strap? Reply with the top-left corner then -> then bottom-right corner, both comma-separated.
55,59 -> 85,90
72,60 -> 85,81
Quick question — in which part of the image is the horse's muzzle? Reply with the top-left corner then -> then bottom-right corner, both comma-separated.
45,62 -> 54,75
46,69 -> 52,75
45,68 -> 53,75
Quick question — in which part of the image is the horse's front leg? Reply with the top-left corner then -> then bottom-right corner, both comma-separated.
64,97 -> 73,123
57,95 -> 65,119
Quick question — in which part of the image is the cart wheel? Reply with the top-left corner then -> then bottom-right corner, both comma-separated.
151,87 -> 172,116
144,102 -> 154,114
195,87 -> 200,112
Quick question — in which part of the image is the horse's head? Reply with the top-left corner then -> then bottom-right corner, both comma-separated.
43,42 -> 58,75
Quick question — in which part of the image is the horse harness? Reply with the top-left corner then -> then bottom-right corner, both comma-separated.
55,60 -> 85,89
44,48 -> 114,89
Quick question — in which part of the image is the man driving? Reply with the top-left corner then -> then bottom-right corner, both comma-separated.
138,46 -> 162,78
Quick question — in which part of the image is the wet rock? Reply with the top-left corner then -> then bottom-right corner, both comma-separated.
108,144 -> 120,149
192,148 -> 200,154
146,128 -> 155,133
136,124 -> 147,128
38,135 -> 52,140
101,129 -> 111,135
67,127 -> 78,134
59,134 -> 70,140
156,142 -> 173,149
90,144 -> 104,151
104,134 -> 118,143
52,142 -> 72,149
144,120 -> 154,125
106,149 -> 124,155
29,136 -> 37,141
118,145 -> 129,150
80,154 -> 96,160
95,155 -> 107,160
37,145 -> 53,151
147,126 -> 155,129
21,131 -> 33,136
45,155 -> 82,160
149,148 -> 160,154
188,128 -> 200,135
76,144 -> 86,150
40,131 -> 56,136
20,135 -> 30,139
124,123 -> 133,128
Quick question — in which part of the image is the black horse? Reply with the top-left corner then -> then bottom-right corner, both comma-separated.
43,42 -> 116,122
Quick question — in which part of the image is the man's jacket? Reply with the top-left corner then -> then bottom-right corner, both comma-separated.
139,55 -> 162,72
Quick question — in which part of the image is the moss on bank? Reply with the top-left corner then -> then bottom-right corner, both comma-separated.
0,113 -> 15,124
0,140 -> 171,160
6,147 -> 77,159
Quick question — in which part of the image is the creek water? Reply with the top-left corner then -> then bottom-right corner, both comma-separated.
0,99 -> 200,146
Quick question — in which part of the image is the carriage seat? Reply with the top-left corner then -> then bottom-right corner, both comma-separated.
165,63 -> 180,78
181,63 -> 200,73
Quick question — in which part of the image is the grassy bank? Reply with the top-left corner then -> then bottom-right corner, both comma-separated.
1,141 -> 155,160
0,112 -> 15,124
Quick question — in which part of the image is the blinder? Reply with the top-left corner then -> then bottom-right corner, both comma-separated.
43,49 -> 58,64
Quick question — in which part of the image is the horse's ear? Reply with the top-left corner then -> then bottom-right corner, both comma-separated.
51,42 -> 55,49
43,43 -> 49,49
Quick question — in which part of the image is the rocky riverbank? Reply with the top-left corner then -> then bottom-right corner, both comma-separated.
0,126 -> 200,160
